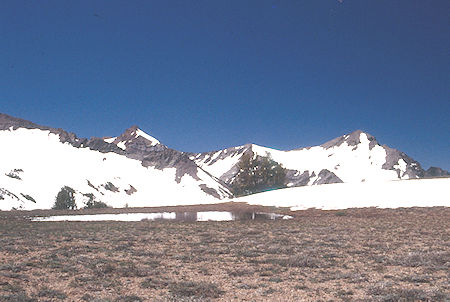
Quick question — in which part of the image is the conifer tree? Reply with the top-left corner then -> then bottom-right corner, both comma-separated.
52,186 -> 77,210
232,152 -> 286,196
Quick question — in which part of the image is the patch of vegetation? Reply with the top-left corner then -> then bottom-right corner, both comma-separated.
366,284 -> 447,301
261,254 -> 326,268
231,151 -> 286,196
0,207 -> 448,301
169,281 -> 224,298
83,193 -> 109,209
140,277 -> 169,289
391,251 -> 449,270
37,287 -> 67,300
335,211 -> 347,216
0,292 -> 37,302
114,295 -> 142,302
52,186 -> 76,210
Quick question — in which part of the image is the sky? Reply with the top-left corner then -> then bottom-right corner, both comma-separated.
1,0 -> 449,170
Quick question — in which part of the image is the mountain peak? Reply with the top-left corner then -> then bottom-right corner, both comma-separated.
0,113 -> 43,131
125,125 -> 140,132
346,129 -> 377,144
118,126 -> 160,147
321,129 -> 378,149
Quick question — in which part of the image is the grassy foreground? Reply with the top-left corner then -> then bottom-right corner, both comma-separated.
0,207 -> 448,301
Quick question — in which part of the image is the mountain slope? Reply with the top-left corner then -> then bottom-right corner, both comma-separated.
234,178 -> 450,210
0,113 -> 447,210
103,126 -> 211,183
0,115 -> 231,210
193,130 -> 431,188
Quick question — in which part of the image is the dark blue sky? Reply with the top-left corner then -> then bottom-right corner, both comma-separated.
1,0 -> 449,170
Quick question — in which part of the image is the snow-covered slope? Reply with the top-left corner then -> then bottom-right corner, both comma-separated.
0,127 -> 230,210
234,178 -> 450,210
193,130 -> 432,187
1,113 -> 447,211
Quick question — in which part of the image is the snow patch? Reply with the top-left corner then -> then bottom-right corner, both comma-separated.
196,211 -> 233,221
394,159 -> 407,177
135,129 -> 160,146
103,137 -> 116,143
33,212 -> 177,222
117,141 -> 127,150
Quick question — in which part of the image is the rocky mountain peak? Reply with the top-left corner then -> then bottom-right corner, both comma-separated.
123,125 -> 140,134
116,125 -> 160,147
321,129 -> 379,150
424,167 -> 450,178
0,113 -> 44,131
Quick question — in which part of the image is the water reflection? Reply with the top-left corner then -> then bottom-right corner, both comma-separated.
32,211 -> 293,222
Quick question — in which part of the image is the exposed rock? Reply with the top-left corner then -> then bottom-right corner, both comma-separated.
103,182 -> 119,192
125,185 -> 137,195
0,188 -> 21,202
0,113 -> 125,154
285,170 -> 312,187
0,114 -> 210,186
0,113 -> 42,131
424,167 -> 450,178
312,169 -> 343,185
5,169 -> 23,180
199,184 -> 220,199
382,146 -> 425,178
104,126 -> 202,183
321,130 -> 378,150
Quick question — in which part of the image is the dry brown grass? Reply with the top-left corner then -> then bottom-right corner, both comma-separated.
0,206 -> 449,301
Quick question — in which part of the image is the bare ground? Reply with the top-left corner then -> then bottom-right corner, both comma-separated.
0,206 -> 449,301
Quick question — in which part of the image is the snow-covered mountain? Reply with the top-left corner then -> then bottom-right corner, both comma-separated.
192,130 -> 446,188
0,113 -> 231,210
0,113 -> 448,210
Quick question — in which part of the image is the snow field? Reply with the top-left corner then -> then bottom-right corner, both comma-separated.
235,178 -> 450,210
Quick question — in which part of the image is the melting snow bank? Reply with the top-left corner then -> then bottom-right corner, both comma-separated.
234,178 -> 450,210
32,212 -> 176,222
32,211 -> 293,222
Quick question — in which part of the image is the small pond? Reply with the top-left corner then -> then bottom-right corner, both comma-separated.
31,211 -> 293,222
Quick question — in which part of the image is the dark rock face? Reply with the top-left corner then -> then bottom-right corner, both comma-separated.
197,145 -> 251,166
382,146 -> 425,178
284,169 -> 342,187
192,145 -> 253,186
125,185 -> 137,195
312,169 -> 343,185
424,167 -> 450,178
103,126 -> 202,183
285,170 -> 312,187
0,113 -> 42,131
84,138 -> 125,154
321,130 -> 378,150
199,184 -> 221,199
144,149 -> 201,183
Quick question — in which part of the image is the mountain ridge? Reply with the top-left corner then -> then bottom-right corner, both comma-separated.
0,113 -> 448,210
